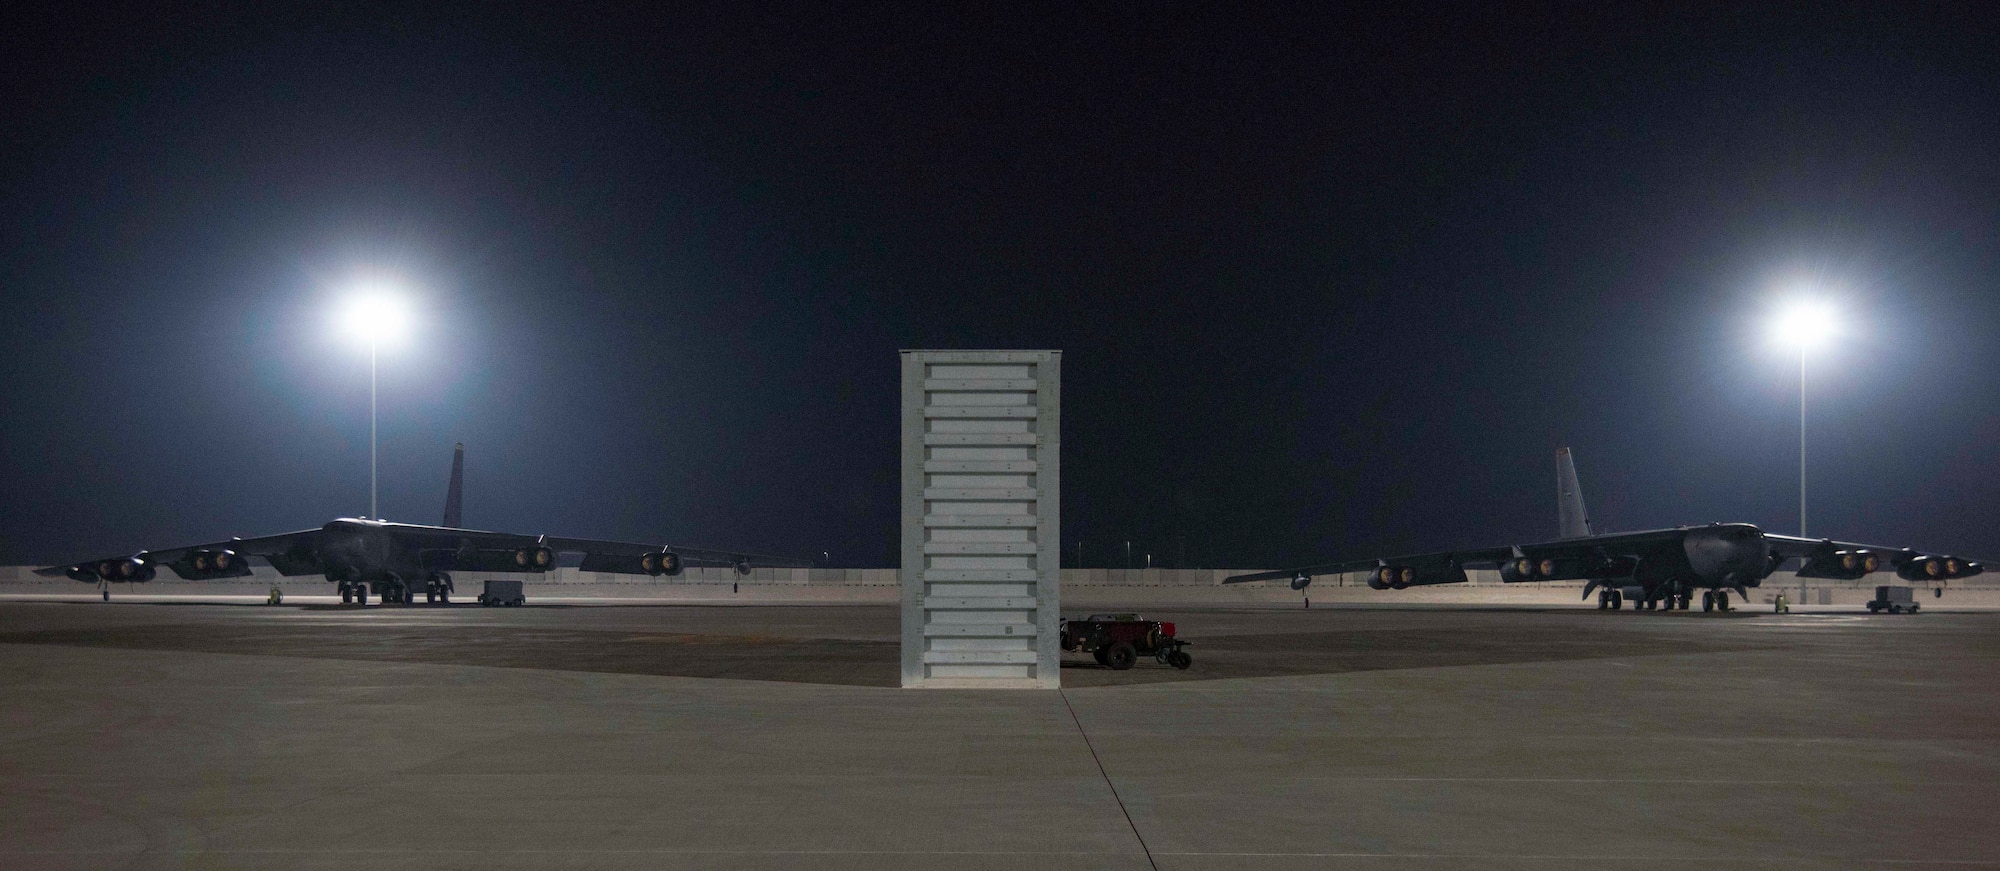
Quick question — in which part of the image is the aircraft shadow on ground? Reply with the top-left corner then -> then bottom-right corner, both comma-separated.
0,617 -> 1783,689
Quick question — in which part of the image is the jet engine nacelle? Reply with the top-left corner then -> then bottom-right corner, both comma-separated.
639,550 -> 684,577
1500,555 -> 1613,582
1367,563 -> 1468,590
175,549 -> 250,579
512,547 -> 556,572
95,557 -> 155,583
1798,549 -> 1881,581
1289,572 -> 1312,591
1899,555 -> 1982,582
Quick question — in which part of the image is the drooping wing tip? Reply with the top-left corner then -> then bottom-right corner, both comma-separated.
33,565 -> 73,577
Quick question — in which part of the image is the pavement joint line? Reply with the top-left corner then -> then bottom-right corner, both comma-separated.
1148,853 -> 2000,864
1060,688 -> 1160,871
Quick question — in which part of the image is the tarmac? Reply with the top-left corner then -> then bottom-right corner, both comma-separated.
1,596 -> 1996,869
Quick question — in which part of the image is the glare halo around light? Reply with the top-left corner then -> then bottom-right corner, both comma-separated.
337,285 -> 413,348
1770,298 -> 1838,353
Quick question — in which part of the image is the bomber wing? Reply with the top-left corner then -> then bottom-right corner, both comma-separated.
382,522 -> 816,576
37,528 -> 326,581
1763,533 -> 1986,583
543,535 -> 816,574
1225,528 -> 1690,588
1224,545 -> 1517,588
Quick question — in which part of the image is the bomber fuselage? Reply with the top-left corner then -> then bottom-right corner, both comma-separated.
317,519 -> 435,584
1678,523 -> 1772,588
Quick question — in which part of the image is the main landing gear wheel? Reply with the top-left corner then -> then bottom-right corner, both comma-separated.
1597,590 -> 1610,610
1610,591 -> 1624,610
1715,591 -> 1730,611
1105,642 -> 1137,671
1701,591 -> 1714,612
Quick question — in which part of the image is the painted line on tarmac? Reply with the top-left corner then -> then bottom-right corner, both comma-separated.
1152,852 -> 1998,864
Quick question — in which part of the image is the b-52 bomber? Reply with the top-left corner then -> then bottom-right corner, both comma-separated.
1228,447 -> 1984,612
39,444 -> 814,604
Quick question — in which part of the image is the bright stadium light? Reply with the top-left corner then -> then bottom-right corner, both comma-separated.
336,283 -> 414,520
1770,299 -> 1837,352
1769,296 -> 1840,538
338,287 -> 413,349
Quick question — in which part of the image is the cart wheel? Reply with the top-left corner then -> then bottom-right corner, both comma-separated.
1106,643 -> 1137,671
1168,650 -> 1192,670
1092,648 -> 1109,667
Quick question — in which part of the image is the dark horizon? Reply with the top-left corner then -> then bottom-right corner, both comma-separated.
4,4 -> 1997,568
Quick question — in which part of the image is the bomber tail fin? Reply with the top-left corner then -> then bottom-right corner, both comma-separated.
1557,446 -> 1592,539
442,443 -> 464,528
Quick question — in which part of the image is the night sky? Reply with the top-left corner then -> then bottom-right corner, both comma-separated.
4,4 -> 1997,569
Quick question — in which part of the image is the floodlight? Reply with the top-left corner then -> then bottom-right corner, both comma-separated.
1770,300 -> 1837,352
338,287 -> 412,348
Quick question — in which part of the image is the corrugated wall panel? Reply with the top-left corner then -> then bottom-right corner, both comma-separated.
900,350 -> 1060,688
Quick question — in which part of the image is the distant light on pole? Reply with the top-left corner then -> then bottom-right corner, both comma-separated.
338,288 -> 413,348
1769,300 -> 1837,352
336,285 -> 413,520
1769,297 -> 1840,538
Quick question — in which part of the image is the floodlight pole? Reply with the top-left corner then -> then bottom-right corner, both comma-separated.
1798,345 -> 1806,538
370,339 -> 378,521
